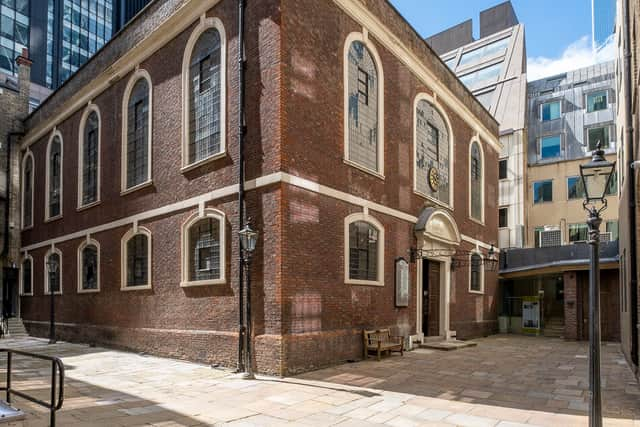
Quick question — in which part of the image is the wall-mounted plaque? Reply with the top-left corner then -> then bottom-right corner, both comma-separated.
395,258 -> 409,307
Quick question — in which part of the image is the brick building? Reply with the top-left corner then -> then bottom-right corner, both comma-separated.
16,0 -> 499,375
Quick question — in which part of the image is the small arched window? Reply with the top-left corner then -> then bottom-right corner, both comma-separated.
79,108 -> 100,207
44,248 -> 62,295
121,227 -> 152,290
21,152 -> 34,229
345,213 -> 385,286
46,132 -> 63,219
20,255 -> 33,296
78,239 -> 99,292
122,71 -> 152,191
182,19 -> 226,168
470,140 -> 483,221
181,209 -> 226,286
346,38 -> 382,174
469,253 -> 483,293
414,97 -> 451,206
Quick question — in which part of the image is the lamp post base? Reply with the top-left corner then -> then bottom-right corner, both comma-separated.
232,371 -> 255,380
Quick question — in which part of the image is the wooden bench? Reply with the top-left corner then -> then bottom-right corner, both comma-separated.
363,329 -> 405,361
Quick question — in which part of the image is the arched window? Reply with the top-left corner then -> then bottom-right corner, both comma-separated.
46,132 -> 63,220
469,252 -> 484,293
181,209 -> 226,286
122,70 -> 152,192
345,36 -> 383,174
79,107 -> 100,207
121,227 -> 152,290
20,254 -> 33,296
44,248 -> 62,295
78,239 -> 99,292
344,213 -> 385,286
182,18 -> 227,169
470,140 -> 483,221
21,152 -> 34,229
414,96 -> 451,206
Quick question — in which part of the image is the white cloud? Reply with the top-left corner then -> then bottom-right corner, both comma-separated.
527,35 -> 616,81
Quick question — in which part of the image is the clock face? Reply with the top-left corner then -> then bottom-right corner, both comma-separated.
428,167 -> 439,192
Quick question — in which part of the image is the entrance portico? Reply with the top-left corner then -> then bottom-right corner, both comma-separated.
413,208 -> 460,345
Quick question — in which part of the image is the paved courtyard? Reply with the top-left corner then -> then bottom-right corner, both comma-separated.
0,335 -> 636,426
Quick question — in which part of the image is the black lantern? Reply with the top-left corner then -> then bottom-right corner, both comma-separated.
579,144 -> 616,204
238,223 -> 258,254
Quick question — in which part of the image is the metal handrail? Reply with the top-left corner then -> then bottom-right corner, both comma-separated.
0,348 -> 64,426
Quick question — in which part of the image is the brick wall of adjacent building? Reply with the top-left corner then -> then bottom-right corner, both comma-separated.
19,0 -> 499,375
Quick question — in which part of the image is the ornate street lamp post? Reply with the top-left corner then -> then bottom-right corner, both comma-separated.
579,143 -> 616,427
238,221 -> 258,379
46,256 -> 59,345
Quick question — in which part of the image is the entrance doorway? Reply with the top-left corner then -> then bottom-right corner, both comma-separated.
422,259 -> 440,337
2,267 -> 19,318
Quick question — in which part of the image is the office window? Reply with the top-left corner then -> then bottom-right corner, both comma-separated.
587,90 -> 608,112
533,180 -> 552,203
587,126 -> 610,150
567,176 -> 585,200
459,62 -> 503,89
606,220 -> 619,241
458,37 -> 510,68
541,101 -> 561,121
415,98 -> 450,205
569,223 -> 589,243
499,159 -> 507,180
499,207 -> 508,228
347,39 -> 380,173
540,135 -> 561,159
607,171 -> 618,195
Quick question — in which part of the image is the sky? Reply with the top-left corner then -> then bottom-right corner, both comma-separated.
389,0 -> 616,80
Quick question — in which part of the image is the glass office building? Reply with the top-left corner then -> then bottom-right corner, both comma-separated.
592,0 -> 616,51
0,0 -> 29,76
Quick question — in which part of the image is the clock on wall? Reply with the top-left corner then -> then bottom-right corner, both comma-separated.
428,167 -> 439,192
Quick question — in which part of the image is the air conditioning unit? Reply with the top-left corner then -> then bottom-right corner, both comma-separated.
539,229 -> 561,248
599,232 -> 612,243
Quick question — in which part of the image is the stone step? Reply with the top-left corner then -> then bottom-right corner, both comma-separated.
419,340 -> 478,351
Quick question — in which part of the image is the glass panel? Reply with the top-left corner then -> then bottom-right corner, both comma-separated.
458,37 -> 510,68
82,245 -> 98,289
127,78 -> 149,188
569,224 -> 588,242
470,143 -> 482,220
82,111 -> 99,204
533,180 -> 552,203
459,62 -> 503,90
567,176 -> 586,200
470,254 -> 482,291
587,90 -> 608,112
348,41 -> 378,171
189,218 -> 220,281
540,135 -> 561,159
541,101 -> 561,121
348,221 -> 378,281
22,258 -> 31,294
606,221 -> 619,241
189,28 -> 222,164
127,234 -> 148,287
415,100 -> 450,204
587,126 -> 609,150
499,208 -> 508,228
499,159 -> 507,180
49,136 -> 61,217
607,171 -> 618,195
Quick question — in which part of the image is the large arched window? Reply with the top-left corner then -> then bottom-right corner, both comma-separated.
77,238 -> 100,292
469,140 -> 484,222
469,252 -> 484,293
181,209 -> 226,286
344,34 -> 384,175
20,254 -> 33,296
414,96 -> 451,206
78,106 -> 100,208
21,151 -> 34,229
45,131 -> 63,220
122,70 -> 152,192
121,227 -> 152,290
182,18 -> 227,169
344,213 -> 385,286
44,248 -> 62,295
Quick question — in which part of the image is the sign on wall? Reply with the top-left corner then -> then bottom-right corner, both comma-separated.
522,296 -> 541,335
395,258 -> 409,307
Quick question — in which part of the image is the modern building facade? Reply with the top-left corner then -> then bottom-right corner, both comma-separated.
426,1 -> 528,250
593,0 -> 616,52
14,0 -> 501,375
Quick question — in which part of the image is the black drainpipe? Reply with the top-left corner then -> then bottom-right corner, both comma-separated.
237,0 -> 247,373
623,0 -> 638,368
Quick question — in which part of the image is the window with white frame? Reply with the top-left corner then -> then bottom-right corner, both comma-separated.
45,249 -> 62,294
78,240 -> 99,292
415,97 -> 451,205
569,223 -> 589,243
345,213 -> 384,286
587,126 -> 610,150
121,227 -> 152,290
346,39 -> 381,173
586,90 -> 608,112
80,109 -> 100,206
470,141 -> 483,221
181,209 -> 226,286
21,152 -> 33,228
123,72 -> 152,190
20,255 -> 33,296
540,101 -> 561,121
183,21 -> 225,168
469,253 -> 483,292
46,133 -> 63,219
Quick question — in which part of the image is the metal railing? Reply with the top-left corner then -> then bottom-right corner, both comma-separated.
0,348 -> 64,426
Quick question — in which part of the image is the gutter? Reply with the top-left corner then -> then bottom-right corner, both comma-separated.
236,0 -> 246,373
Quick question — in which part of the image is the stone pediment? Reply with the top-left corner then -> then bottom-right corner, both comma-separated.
414,208 -> 461,246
